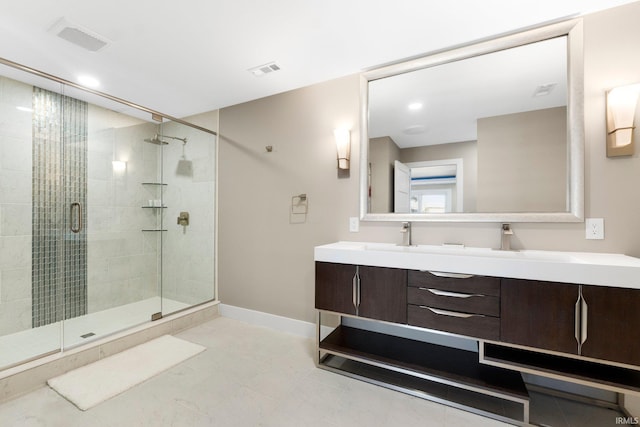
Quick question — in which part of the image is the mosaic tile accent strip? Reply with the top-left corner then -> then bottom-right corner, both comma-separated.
32,87 -> 88,327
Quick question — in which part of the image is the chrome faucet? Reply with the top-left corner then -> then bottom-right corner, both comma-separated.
400,222 -> 412,246
500,223 -> 513,251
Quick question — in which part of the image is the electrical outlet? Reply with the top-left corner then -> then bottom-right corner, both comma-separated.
349,217 -> 359,232
585,218 -> 604,240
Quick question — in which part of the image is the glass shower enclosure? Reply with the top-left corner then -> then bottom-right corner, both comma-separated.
0,60 -> 216,369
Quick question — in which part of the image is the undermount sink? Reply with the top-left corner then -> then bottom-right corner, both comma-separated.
315,241 -> 640,289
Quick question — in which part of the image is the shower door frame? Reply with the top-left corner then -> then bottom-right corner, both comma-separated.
0,56 -> 218,370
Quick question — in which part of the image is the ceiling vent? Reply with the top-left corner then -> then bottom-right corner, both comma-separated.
533,83 -> 557,97
48,17 -> 110,52
248,62 -> 281,77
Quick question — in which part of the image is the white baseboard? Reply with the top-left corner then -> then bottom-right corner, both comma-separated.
219,304 -> 332,339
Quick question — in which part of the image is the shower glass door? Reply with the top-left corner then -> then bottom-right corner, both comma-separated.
0,59 -> 216,371
159,120 -> 216,315
60,86 -> 163,349
0,67 -> 63,368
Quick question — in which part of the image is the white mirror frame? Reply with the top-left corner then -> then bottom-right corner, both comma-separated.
360,19 -> 584,223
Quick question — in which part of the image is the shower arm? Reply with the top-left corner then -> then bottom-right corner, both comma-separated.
162,135 -> 187,144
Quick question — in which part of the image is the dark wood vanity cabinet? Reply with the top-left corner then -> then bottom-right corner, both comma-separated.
317,262 -> 640,368
500,279 -> 579,355
315,262 -> 407,324
581,285 -> 640,366
407,271 -> 501,340
316,258 -> 640,425
501,279 -> 640,367
315,262 -> 358,316
358,266 -> 407,323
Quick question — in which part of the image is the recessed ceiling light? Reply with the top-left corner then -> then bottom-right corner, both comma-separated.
78,75 -> 100,88
16,106 -> 33,112
533,83 -> 557,97
408,102 -> 423,111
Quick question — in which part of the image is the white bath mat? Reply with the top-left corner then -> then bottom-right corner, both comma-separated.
48,335 -> 205,410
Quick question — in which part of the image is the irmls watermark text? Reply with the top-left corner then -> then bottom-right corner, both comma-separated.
616,417 -> 640,425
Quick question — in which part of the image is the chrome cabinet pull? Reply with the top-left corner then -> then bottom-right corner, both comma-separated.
422,306 -> 482,319
423,271 -> 474,279
574,293 -> 581,348
419,287 -> 482,298
580,295 -> 588,346
574,286 -> 588,353
70,202 -> 82,233
352,266 -> 360,314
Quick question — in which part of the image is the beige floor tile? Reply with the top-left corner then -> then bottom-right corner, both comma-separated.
0,316 -> 625,427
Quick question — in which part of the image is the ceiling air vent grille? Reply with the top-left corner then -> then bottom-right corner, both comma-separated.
248,62 -> 281,77
49,18 -> 110,52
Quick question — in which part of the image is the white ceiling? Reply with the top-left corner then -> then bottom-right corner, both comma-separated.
369,36 -> 567,147
0,0 -> 635,120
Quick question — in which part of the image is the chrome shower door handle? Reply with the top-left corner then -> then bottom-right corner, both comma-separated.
70,202 -> 82,233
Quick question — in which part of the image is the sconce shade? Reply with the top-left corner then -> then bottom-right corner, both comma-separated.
112,160 -> 127,173
606,83 -> 640,157
334,128 -> 351,170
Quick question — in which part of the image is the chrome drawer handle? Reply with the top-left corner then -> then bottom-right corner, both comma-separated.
422,306 -> 482,319
420,288 -> 483,298
422,271 -> 474,279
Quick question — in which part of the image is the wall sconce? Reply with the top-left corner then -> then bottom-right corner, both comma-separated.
606,83 -> 640,157
112,160 -> 127,173
334,128 -> 351,170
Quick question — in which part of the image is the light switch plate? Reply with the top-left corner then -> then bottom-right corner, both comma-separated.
585,218 -> 604,240
349,217 -> 359,232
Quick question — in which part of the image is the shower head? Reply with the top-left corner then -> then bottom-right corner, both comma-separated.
144,134 -> 168,145
144,134 -> 187,145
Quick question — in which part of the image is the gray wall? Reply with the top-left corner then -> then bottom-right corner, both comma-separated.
369,136 -> 400,213
476,107 -> 567,212
218,2 -> 640,325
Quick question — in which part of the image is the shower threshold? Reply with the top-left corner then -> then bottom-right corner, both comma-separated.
0,297 -> 189,370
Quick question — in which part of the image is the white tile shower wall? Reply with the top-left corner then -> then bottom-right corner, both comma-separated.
0,76 -> 32,335
0,75 -> 213,335
86,107 -> 160,313
160,121 -> 215,305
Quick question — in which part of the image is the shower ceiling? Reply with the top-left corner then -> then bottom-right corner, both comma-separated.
0,0 -> 635,118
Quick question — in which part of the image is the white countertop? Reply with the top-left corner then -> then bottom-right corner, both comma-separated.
314,241 -> 640,289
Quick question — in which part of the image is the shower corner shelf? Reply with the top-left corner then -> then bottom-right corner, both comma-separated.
142,182 -> 167,232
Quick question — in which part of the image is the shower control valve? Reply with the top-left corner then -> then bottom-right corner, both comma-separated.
177,211 -> 190,226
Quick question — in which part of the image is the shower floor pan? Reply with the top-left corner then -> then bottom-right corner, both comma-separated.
0,297 -> 189,370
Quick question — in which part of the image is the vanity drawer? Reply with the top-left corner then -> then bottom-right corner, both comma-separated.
408,270 -> 500,297
407,286 -> 499,317
408,304 -> 500,341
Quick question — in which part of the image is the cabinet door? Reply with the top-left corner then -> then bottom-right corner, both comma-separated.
359,266 -> 407,324
581,286 -> 640,366
501,279 -> 578,355
315,262 -> 357,315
